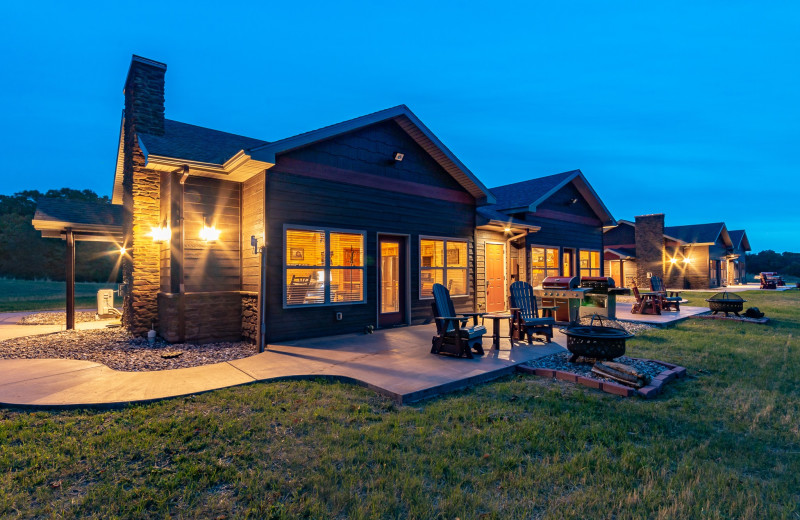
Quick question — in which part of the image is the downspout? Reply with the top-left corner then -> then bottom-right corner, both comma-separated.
506,228 -> 530,309
258,170 -> 270,353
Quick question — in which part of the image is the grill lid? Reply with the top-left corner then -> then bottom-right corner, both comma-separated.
542,276 -> 579,289
580,276 -> 616,292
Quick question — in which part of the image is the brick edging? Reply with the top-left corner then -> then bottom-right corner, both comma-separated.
517,359 -> 687,399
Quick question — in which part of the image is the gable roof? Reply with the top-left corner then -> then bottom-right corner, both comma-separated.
476,206 -> 540,233
664,222 -> 732,247
114,105 -> 494,205
728,229 -> 751,251
489,169 -> 615,225
248,105 -> 494,203
32,198 -> 123,242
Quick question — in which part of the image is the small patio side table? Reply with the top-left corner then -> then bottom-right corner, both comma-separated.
460,312 -> 486,326
483,313 -> 513,350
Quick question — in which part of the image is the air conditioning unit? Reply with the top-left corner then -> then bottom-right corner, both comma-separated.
97,289 -> 119,318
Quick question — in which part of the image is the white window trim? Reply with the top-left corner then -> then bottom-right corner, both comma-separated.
419,235 -> 470,300
283,224 -> 367,309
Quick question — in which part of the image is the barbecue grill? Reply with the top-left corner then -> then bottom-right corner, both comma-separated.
534,276 -> 591,323
706,292 -> 746,316
578,276 -> 629,319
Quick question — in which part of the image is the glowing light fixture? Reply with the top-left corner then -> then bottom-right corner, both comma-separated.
119,247 -> 127,255
200,216 -> 220,242
683,257 -> 692,264
504,226 -> 511,232
149,220 -> 171,243
670,257 -> 678,264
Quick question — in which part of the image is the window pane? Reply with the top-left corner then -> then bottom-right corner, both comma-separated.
448,268 -> 468,296
447,241 -> 467,268
531,268 -> 545,288
420,268 -> 443,298
287,229 -> 325,266
531,247 -> 545,268
580,250 -> 590,269
330,232 -> 363,267
286,268 -> 325,305
421,239 -> 444,268
381,242 -> 400,313
331,268 -> 363,303
590,251 -> 600,269
546,248 -> 559,268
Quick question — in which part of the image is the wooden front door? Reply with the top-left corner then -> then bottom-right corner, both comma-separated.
486,243 -> 505,312
378,236 -> 406,327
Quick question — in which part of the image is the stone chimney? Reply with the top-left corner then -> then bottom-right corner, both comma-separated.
124,55 -> 166,136
634,214 -> 664,288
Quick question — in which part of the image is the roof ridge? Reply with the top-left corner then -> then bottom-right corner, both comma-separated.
490,169 -> 579,191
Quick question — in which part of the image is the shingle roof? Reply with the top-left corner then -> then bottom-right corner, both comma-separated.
138,119 -> 269,164
728,230 -> 750,251
476,206 -> 528,227
663,222 -> 725,244
34,198 -> 123,227
490,170 -> 579,210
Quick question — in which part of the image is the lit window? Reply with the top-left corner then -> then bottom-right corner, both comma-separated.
420,238 -> 468,298
579,250 -> 601,277
531,246 -> 560,287
285,228 -> 365,306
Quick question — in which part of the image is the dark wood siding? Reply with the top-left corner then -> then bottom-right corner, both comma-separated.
241,172 -> 265,293
604,223 -> 635,247
181,177 -> 241,292
264,122 -> 476,342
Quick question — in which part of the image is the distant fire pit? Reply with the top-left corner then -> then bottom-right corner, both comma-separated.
560,316 -> 633,363
706,292 -> 746,317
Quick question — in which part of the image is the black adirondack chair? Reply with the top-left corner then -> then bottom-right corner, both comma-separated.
650,276 -> 682,311
430,283 -> 486,358
508,281 -> 555,343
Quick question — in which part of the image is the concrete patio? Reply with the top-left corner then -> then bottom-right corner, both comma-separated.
0,322 -> 566,408
614,302 -> 710,326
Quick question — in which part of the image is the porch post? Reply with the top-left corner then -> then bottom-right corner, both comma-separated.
65,227 -> 75,330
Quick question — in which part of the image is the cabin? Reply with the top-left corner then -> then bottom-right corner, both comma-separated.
475,170 -> 616,312
727,230 -> 751,285
32,55 -> 622,344
604,214 -> 742,289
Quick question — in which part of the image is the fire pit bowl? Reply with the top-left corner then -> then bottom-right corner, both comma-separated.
705,292 -> 746,317
560,316 -> 633,362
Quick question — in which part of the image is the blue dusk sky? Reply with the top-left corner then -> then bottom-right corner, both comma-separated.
1,1 -> 797,251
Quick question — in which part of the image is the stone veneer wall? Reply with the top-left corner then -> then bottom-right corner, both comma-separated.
241,293 -> 259,343
121,58 -> 166,335
158,292 -> 243,343
634,214 -> 665,288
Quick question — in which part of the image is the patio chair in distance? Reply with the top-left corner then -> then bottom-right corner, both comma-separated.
631,283 -> 661,315
650,275 -> 683,311
430,283 -> 486,358
508,281 -> 555,343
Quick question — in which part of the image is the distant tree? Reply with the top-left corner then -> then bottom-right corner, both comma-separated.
0,189 -> 121,283
746,250 -> 799,276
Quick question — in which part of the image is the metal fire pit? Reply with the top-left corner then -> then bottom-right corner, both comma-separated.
706,292 -> 746,317
560,315 -> 633,362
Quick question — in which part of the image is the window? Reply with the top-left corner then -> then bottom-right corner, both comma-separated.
285,227 -> 365,306
420,238 -> 468,298
531,246 -> 559,287
579,250 -> 601,277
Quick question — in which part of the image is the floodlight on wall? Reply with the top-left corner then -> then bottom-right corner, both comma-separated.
119,247 -> 127,255
393,152 -> 404,162
683,257 -> 692,264
670,257 -> 678,264
149,220 -> 171,243
200,216 -> 220,242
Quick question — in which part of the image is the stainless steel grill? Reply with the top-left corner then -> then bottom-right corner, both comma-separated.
534,276 -> 591,323
579,276 -> 629,319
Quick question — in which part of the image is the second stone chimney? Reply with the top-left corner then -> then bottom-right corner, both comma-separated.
634,213 -> 665,288
124,55 -> 167,136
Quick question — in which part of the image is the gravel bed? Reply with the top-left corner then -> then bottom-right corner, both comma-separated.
525,351 -> 669,383
18,311 -> 101,325
0,328 -> 258,371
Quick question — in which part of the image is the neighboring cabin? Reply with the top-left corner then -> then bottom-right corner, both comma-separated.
604,214 -> 750,289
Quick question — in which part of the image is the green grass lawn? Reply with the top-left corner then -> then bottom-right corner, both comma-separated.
1,291 -> 798,518
0,278 -> 117,312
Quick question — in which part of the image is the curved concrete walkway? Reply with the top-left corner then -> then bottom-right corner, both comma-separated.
0,324 -> 566,408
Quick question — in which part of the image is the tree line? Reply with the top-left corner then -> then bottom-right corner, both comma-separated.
746,250 -> 800,277
0,189 -> 122,283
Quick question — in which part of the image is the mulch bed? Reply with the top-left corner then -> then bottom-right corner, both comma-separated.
0,328 -> 258,371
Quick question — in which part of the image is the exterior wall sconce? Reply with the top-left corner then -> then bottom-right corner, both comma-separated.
200,216 -> 220,242
393,152 -> 404,162
670,257 -> 678,264
149,220 -> 171,243
683,257 -> 692,264
119,246 -> 127,255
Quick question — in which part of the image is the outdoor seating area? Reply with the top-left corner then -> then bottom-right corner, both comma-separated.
759,272 -> 784,289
